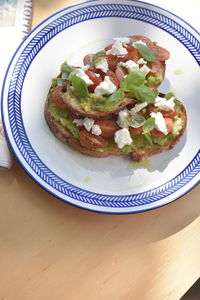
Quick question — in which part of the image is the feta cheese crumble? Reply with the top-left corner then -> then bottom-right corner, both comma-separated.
72,68 -> 93,86
114,128 -> 132,149
118,60 -> 140,73
154,96 -> 175,111
106,40 -> 128,55
91,124 -> 102,136
73,117 -> 94,131
137,58 -> 147,65
94,76 -> 116,97
150,112 -> 168,135
117,110 -> 129,128
139,64 -> 150,75
131,102 -> 148,114
94,57 -> 108,73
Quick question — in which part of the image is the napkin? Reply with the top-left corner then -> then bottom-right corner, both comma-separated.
0,0 -> 32,169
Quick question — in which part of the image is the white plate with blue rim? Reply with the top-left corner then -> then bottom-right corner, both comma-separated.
1,0 -> 200,213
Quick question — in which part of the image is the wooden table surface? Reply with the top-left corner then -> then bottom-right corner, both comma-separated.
0,1 -> 200,299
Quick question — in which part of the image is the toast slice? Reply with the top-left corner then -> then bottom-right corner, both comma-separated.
45,91 -> 187,161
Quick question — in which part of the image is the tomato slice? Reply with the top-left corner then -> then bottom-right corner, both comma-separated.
83,54 -> 94,67
129,126 -> 143,135
130,35 -> 152,47
150,117 -> 174,137
115,66 -> 127,82
160,110 -> 177,118
52,86 -> 66,109
125,45 -> 141,61
79,130 -> 108,149
107,70 -> 119,88
104,44 -> 113,52
95,120 -> 119,138
85,70 -> 103,92
149,45 -> 170,61
106,54 -> 120,70
149,59 -> 161,74
88,68 -> 105,78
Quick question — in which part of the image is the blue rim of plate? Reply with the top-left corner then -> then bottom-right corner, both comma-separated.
2,0 -> 200,213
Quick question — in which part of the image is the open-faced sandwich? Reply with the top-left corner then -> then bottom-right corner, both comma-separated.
45,35 -> 187,161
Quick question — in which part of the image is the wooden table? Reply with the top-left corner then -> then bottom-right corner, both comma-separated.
0,1 -> 200,299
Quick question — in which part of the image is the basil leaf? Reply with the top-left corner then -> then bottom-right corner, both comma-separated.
92,51 -> 106,65
71,75 -> 89,98
61,61 -> 74,77
120,71 -> 146,91
143,117 -> 155,133
52,78 -> 65,87
135,44 -> 155,62
128,112 -> 145,128
106,89 -> 124,103
133,85 -> 156,103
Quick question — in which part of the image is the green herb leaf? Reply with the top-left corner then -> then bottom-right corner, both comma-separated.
51,78 -> 65,87
135,44 -> 155,62
106,89 -> 124,103
143,117 -> 155,133
128,112 -> 146,128
143,132 -> 153,145
120,71 -> 146,91
133,85 -> 156,103
92,51 -> 106,65
61,61 -> 74,77
71,75 -> 89,98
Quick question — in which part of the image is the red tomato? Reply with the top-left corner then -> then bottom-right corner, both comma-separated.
160,110 -> 177,118
149,59 -> 161,74
147,104 -> 157,115
104,44 -> 113,52
88,68 -> 105,78
107,70 -> 119,88
85,70 -> 103,92
95,120 -> 119,138
130,35 -> 152,47
149,45 -> 170,61
106,54 -> 120,70
52,86 -> 66,109
79,130 -> 108,149
83,54 -> 94,67
115,66 -> 127,82
129,126 -> 143,135
150,117 -> 174,137
125,45 -> 141,61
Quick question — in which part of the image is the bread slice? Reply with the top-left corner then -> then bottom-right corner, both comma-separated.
45,92 -> 187,161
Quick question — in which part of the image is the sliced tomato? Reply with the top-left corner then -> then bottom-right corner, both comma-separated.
149,59 -> 161,74
115,66 -> 127,82
125,45 -> 141,61
147,104 -> 157,115
107,70 -> 119,88
129,126 -> 143,135
52,86 -> 66,109
160,109 -> 177,118
130,35 -> 152,47
150,117 -> 174,137
88,68 -> 105,78
95,120 -> 119,138
85,70 -> 103,92
106,54 -> 120,70
79,130 -> 108,149
83,54 -> 94,66
149,45 -> 170,61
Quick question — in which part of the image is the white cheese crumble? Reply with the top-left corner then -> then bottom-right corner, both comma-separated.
91,124 -> 102,136
140,64 -> 150,75
113,36 -> 130,44
73,117 -> 94,131
131,102 -> 148,114
117,110 -> 129,128
150,112 -> 168,135
154,96 -> 175,111
137,58 -> 147,65
132,40 -> 147,48
106,40 -> 128,55
73,119 -> 84,127
94,57 -> 108,73
82,64 -> 90,71
94,76 -> 117,97
118,60 -> 140,73
72,68 -> 93,86
114,128 -> 132,149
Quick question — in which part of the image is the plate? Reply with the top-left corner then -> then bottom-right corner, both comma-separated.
2,0 -> 200,213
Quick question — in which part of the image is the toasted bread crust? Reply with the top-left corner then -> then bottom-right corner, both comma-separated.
45,96 -> 187,161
